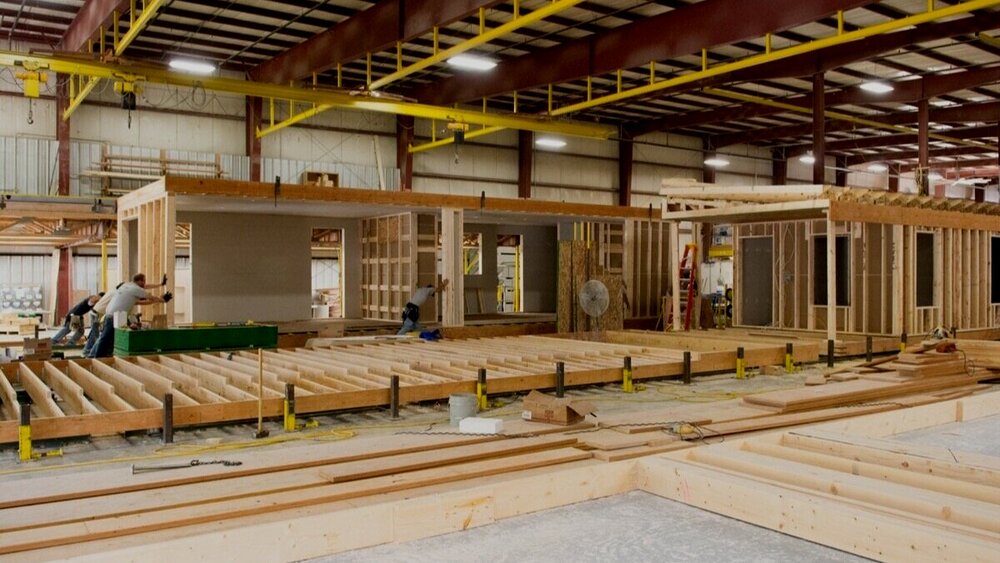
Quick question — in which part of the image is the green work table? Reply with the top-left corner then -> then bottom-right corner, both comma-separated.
113,324 -> 278,356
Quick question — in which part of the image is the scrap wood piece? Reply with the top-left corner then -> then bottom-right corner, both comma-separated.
804,374 -> 828,386
592,440 -> 694,462
0,448 -> 592,556
742,375 -> 981,412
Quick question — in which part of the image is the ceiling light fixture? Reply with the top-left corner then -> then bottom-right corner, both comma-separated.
859,81 -> 894,94
703,157 -> 730,168
535,137 -> 567,149
447,54 -> 498,71
867,163 -> 888,173
168,58 -> 216,74
799,154 -> 816,165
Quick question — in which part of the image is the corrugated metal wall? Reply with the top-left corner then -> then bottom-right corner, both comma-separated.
73,255 -> 190,293
0,137 -> 60,196
1,136 -> 398,195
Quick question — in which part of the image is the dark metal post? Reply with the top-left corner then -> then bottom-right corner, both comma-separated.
827,339 -> 835,368
556,361 -> 565,398
865,336 -> 873,362
784,342 -> 794,372
682,351 -> 691,385
736,347 -> 745,379
390,375 -> 400,418
163,393 -> 174,444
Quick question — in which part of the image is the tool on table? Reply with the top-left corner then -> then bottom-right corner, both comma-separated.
131,459 -> 243,475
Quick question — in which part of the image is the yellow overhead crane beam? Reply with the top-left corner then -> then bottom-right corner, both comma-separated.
256,0 -> 586,139
409,0 -> 1000,153
0,50 -> 615,140
63,0 -> 167,120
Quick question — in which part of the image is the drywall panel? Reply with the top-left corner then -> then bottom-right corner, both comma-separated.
180,212 -> 312,323
740,236 -> 773,326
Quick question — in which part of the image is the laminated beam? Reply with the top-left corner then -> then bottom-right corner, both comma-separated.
411,0 -> 875,105
250,1 -> 501,84
845,145 -> 993,166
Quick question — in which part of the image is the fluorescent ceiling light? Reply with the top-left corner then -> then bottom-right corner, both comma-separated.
859,81 -> 894,94
535,137 -> 566,149
930,99 -> 956,107
447,54 -> 497,71
168,58 -> 216,74
798,154 -> 816,165
930,123 -> 953,131
703,157 -> 730,168
867,163 -> 888,173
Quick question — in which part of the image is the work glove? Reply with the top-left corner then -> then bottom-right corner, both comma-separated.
161,274 -> 169,286
163,291 -> 174,303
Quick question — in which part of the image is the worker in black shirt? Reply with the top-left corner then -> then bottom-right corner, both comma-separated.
51,293 -> 104,346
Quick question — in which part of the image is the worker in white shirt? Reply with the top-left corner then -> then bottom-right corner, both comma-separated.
87,273 -> 171,358
398,279 -> 448,335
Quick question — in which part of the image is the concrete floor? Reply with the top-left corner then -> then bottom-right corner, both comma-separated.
894,412 -> 1000,457
317,490 -> 869,563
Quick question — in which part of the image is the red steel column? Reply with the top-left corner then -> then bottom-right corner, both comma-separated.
517,130 -> 533,199
396,115 -> 414,192
812,72 -> 826,185
772,149 -> 787,185
617,134 -> 633,207
57,247 -> 72,318
246,97 -> 262,182
917,98 -> 930,196
56,75 -> 71,196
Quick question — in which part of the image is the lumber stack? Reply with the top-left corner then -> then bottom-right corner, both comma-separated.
642,394 -> 1000,562
0,430 -> 590,558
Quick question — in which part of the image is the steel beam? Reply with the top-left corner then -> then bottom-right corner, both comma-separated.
632,63 -> 1000,138
411,0 -> 875,105
846,145 -> 992,165
60,0 -> 126,52
415,0 -> 999,153
714,101 -> 1000,147
262,0 -> 583,137
0,50 -> 614,140
899,158 -> 999,172
61,0 -> 166,120
787,124 -> 998,156
251,1 -> 501,84
708,88 -> 987,152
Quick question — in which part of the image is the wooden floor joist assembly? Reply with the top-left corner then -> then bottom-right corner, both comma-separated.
0,332 -> 830,443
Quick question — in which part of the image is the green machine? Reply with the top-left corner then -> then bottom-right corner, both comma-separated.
113,323 -> 278,356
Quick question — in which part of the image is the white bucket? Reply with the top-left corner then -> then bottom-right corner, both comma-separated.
449,393 -> 478,426
112,311 -> 129,328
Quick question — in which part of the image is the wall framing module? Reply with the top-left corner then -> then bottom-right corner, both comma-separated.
117,179 -> 177,324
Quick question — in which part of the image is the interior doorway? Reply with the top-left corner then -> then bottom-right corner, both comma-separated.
311,228 -> 344,319
497,234 -> 523,313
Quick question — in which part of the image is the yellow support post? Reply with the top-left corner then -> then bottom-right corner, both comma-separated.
433,27 -> 439,54
366,52 -> 372,87
479,7 -> 486,34
396,41 -> 403,70
513,91 -> 518,113
113,10 -> 120,53
649,61 -> 655,85
514,244 -> 521,312
735,347 -> 746,380
336,63 -> 342,88
586,76 -> 592,101
622,357 -> 633,393
18,408 -> 30,463
616,69 -> 622,93
269,97 -> 274,127
837,10 -> 844,34
547,83 -> 553,114
701,48 -> 707,71
765,33 -> 772,53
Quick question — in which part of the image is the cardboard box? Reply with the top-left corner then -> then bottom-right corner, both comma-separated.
521,390 -> 596,425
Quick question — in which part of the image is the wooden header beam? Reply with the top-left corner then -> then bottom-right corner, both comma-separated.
828,200 -> 1000,231
158,176 -> 653,220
